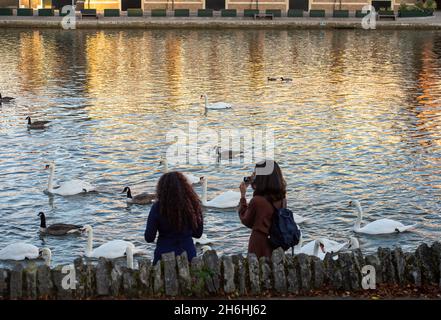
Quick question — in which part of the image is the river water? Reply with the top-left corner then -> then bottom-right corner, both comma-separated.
0,28 -> 440,266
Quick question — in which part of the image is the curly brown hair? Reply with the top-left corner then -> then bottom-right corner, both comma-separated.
156,171 -> 203,231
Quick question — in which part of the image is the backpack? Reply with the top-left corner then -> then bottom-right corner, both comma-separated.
268,201 -> 301,254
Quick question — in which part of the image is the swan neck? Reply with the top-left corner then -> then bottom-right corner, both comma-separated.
127,248 -> 134,269
202,179 -> 208,203
86,228 -> 93,256
355,204 -> 363,229
48,165 -> 55,192
313,240 -> 319,257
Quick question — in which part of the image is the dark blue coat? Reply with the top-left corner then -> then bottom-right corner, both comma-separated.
144,202 -> 203,264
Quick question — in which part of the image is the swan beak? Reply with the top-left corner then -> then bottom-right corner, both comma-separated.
319,243 -> 325,253
44,165 -> 49,170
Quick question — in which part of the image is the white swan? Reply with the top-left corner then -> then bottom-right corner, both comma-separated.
45,162 -> 96,196
296,236 -> 359,260
194,234 -> 215,245
201,94 -> 232,110
0,243 -> 52,266
293,213 -> 312,224
200,176 -> 241,209
349,200 -> 417,235
160,158 -> 201,185
83,225 -> 143,259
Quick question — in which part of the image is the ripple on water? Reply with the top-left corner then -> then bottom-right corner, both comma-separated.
0,29 -> 441,266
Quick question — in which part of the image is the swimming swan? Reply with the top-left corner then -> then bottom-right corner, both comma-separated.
201,94 -> 232,110
200,176 -> 241,209
296,236 -> 359,260
83,225 -> 143,259
38,212 -> 83,236
349,200 -> 417,235
122,187 -> 155,205
160,158 -> 201,185
45,162 -> 96,196
0,243 -> 52,266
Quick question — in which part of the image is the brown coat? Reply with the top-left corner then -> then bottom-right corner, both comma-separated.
238,195 -> 285,259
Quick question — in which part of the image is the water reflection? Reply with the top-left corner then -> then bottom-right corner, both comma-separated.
0,28 -> 440,266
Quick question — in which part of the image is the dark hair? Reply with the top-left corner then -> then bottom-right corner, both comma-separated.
156,171 -> 203,231
252,160 -> 286,202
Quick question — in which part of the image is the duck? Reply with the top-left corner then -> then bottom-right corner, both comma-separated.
83,225 -> 144,259
0,93 -> 15,103
26,116 -> 50,130
296,236 -> 359,260
213,146 -> 244,161
160,158 -> 201,185
349,200 -> 417,235
200,94 -> 232,110
122,186 -> 155,205
267,77 -> 278,81
194,234 -> 215,245
38,212 -> 83,236
280,77 -> 293,82
200,176 -> 241,209
45,161 -> 96,196
0,243 -> 52,266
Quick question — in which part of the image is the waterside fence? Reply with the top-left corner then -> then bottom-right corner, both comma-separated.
0,242 -> 440,299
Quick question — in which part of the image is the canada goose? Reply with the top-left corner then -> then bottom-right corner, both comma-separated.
26,116 -> 50,129
200,94 -> 232,110
160,158 -> 201,185
38,212 -> 83,236
122,187 -> 155,205
45,161 -> 96,196
280,77 -> 293,82
200,176 -> 241,209
349,200 -> 417,234
214,146 -> 244,161
0,243 -> 52,266
83,225 -> 144,259
0,93 -> 15,103
267,77 -> 278,81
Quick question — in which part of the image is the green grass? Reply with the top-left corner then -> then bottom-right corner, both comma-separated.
287,9 -> 303,17
310,10 -> 325,17
151,9 -> 166,17
17,8 -> 33,16
0,8 -> 13,16
104,9 -> 120,17
127,8 -> 143,17
221,9 -> 236,17
198,9 -> 213,17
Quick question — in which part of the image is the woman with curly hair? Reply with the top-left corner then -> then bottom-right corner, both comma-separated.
144,171 -> 203,264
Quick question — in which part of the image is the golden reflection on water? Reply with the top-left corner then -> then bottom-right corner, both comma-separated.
1,29 -> 441,264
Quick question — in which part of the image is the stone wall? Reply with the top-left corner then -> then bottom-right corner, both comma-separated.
0,242 -> 440,299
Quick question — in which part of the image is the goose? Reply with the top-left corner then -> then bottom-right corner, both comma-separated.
26,116 -> 50,130
213,146 -> 244,161
296,236 -> 359,260
349,200 -> 417,235
0,243 -> 52,266
194,234 -> 215,245
267,77 -> 278,81
200,94 -> 232,110
122,186 -> 155,205
45,161 -> 96,196
200,176 -> 241,209
160,158 -> 201,185
280,77 -> 293,82
0,93 -> 15,103
38,212 -> 83,236
83,225 -> 144,259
